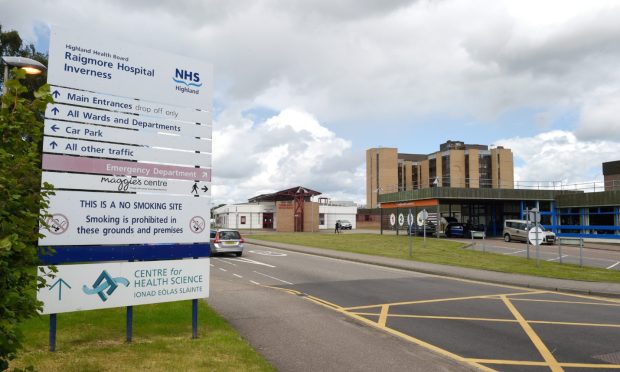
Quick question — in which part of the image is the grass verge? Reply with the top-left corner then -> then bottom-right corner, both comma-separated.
10,300 -> 274,372
250,233 -> 620,283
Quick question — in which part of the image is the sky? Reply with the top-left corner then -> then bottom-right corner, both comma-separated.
2,0 -> 620,206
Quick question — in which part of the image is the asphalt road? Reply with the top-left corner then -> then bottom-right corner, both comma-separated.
208,244 -> 620,371
460,238 -> 620,271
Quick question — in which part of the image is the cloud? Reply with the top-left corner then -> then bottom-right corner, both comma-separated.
212,107 -> 364,204
496,130 -> 620,186
575,89 -> 620,141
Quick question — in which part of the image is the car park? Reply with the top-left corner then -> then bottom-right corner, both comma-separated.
210,229 -> 244,256
337,220 -> 352,230
503,219 -> 556,245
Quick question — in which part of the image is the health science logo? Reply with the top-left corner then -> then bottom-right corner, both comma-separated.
173,68 -> 202,95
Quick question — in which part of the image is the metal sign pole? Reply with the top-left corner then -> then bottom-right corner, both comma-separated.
408,208 -> 412,258
559,239 -> 563,264
49,314 -> 57,352
526,208 -> 530,260
126,306 -> 133,343
579,238 -> 584,267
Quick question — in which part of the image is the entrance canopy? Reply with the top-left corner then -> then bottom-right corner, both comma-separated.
248,186 -> 321,203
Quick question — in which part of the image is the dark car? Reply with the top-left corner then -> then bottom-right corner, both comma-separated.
408,221 -> 436,236
445,223 -> 465,238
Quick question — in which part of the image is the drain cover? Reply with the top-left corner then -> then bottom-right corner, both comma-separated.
593,351 -> 620,364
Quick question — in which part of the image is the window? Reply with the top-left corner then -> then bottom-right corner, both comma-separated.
479,154 -> 491,188
240,216 -> 246,225
319,213 -> 325,225
442,155 -> 450,187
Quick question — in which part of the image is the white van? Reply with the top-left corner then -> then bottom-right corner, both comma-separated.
503,219 -> 556,245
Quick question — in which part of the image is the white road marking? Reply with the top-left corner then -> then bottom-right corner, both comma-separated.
233,274 -> 243,278
253,271 -> 293,285
249,250 -> 287,257
606,261 -> 620,270
219,267 -> 228,272
217,258 -> 237,266
209,264 -> 215,267
504,250 -> 526,255
228,257 -> 276,268
250,280 -> 261,285
547,254 -> 569,262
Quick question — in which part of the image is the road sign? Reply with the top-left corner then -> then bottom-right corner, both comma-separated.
407,212 -> 414,227
49,28 -> 212,110
42,154 -> 210,182
398,213 -> 405,226
528,226 -> 544,245
417,209 -> 429,227
43,136 -> 211,167
50,86 -> 210,124
37,258 -> 210,314
39,191 -> 210,246
42,171 -> 211,197
389,213 -> 396,226
44,119 -> 211,153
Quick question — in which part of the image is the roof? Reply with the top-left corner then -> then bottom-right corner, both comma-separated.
248,186 -> 322,203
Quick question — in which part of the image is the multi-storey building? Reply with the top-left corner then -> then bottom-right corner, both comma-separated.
366,140 -> 514,208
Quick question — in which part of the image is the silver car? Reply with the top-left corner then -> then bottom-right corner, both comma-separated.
210,229 -> 244,256
503,219 -> 556,245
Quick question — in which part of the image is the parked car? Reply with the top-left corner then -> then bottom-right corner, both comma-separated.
408,221 -> 436,236
337,220 -> 352,230
445,222 -> 465,238
503,220 -> 556,245
210,229 -> 244,256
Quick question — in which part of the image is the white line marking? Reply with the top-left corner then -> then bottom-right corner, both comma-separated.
250,280 -> 261,285
229,257 -> 276,268
209,264 -> 215,267
253,271 -> 293,285
607,261 -> 620,270
219,267 -> 227,272
547,255 -> 569,262
504,250 -> 526,255
218,259 -> 237,266
233,274 -> 243,278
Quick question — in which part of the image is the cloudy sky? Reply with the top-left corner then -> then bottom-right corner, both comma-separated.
3,0 -> 620,205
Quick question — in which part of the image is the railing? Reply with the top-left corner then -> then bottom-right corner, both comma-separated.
378,178 -> 620,195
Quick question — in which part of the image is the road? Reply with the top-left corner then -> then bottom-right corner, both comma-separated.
460,237 -> 620,271
208,244 -> 620,371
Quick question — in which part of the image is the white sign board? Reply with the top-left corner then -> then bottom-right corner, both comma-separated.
42,172 -> 210,197
43,136 -> 211,166
38,259 -> 209,314
39,191 -> 210,246
398,213 -> 405,226
50,86 -> 210,124
48,28 -> 212,110
389,213 -> 396,226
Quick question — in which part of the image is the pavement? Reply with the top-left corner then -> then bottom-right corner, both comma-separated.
245,238 -> 620,299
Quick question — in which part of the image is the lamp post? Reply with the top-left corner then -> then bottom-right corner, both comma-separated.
2,56 -> 47,94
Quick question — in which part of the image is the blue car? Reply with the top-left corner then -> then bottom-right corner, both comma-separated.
445,223 -> 465,238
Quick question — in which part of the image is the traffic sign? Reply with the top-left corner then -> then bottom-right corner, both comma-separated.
43,137 -> 211,167
45,104 -> 211,139
398,213 -> 405,226
528,226 -> 544,245
389,213 -> 396,226
417,209 -> 429,227
44,119 -> 212,153
407,212 -> 414,227
50,86 -> 210,124
42,171 -> 211,197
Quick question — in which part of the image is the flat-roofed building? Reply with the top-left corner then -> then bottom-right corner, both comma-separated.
603,160 -> 620,191
366,140 -> 514,208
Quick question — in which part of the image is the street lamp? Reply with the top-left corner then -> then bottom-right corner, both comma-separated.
2,56 -> 47,94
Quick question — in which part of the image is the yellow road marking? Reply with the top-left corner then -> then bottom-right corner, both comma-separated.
504,297 -> 620,307
377,305 -> 390,327
469,358 -> 620,369
354,312 -> 620,328
343,290 -> 547,311
544,291 -> 620,304
501,295 -> 563,372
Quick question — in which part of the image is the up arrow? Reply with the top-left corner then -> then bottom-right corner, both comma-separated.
51,107 -> 60,115
48,278 -> 72,301
52,90 -> 60,99
49,141 -> 58,149
50,124 -> 60,132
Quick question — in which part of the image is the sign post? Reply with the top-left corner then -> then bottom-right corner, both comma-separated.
39,27 -> 213,349
528,208 -> 542,267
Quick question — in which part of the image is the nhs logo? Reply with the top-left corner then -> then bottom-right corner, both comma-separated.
173,68 -> 202,95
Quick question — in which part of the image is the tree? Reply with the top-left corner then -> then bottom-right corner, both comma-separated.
0,69 -> 54,370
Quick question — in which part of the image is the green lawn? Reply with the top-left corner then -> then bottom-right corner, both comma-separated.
250,233 -> 620,283
10,301 -> 274,372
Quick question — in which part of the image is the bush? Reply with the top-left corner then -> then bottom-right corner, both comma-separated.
0,69 -> 54,370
